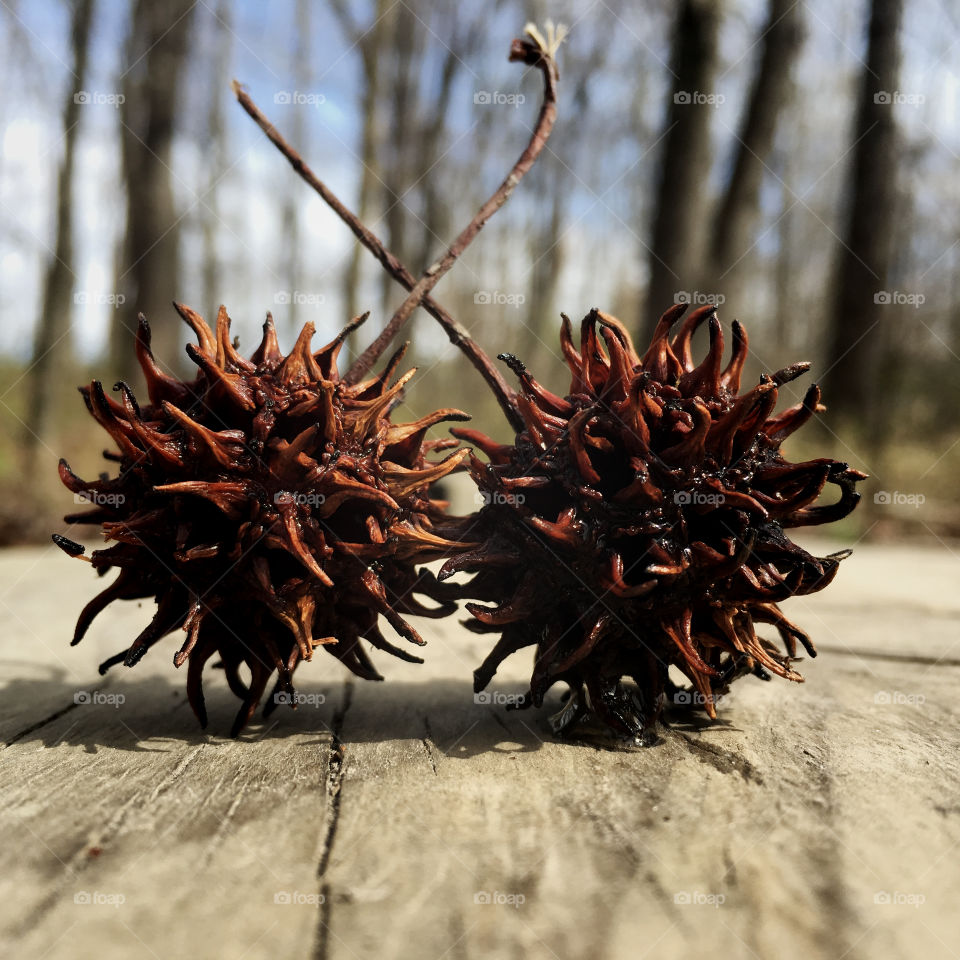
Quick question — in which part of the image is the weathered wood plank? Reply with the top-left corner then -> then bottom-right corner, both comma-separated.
318,623 -> 960,960
0,674 -> 344,960
1,541 -> 958,959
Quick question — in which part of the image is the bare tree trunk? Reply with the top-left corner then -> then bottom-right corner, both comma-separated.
201,0 -> 232,323
332,0 -> 389,325
824,0 -> 904,424
523,162 -> 564,368
773,142 -> 797,350
380,2 -> 420,318
416,23 -> 462,278
278,0 -> 311,336
112,0 -> 196,382
0,1 -> 26,113
24,0 -> 95,465
709,0 -> 803,308
645,0 -> 721,337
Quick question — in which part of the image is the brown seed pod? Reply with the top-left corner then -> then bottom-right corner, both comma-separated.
438,305 -> 866,742
55,304 -> 467,735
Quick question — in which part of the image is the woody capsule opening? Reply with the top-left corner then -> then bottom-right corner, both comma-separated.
435,304 -> 866,743
54,304 -> 469,736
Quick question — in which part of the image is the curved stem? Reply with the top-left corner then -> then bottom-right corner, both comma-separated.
233,28 -> 560,432
346,33 -> 559,385
232,80 -> 521,432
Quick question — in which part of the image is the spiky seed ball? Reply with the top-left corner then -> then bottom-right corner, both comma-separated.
55,304 -> 468,735
439,305 -> 865,742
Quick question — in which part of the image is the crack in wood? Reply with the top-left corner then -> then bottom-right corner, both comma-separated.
675,732 -> 764,783
422,716 -> 439,775
313,680 -> 353,960
816,645 -> 960,668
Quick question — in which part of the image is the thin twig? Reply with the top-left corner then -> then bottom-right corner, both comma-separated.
346,31 -> 559,384
233,79 -> 520,431
233,26 -> 561,431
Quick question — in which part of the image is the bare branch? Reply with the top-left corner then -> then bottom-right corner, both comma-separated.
232,82 -> 522,430
233,25 -> 563,431
345,29 -> 560,384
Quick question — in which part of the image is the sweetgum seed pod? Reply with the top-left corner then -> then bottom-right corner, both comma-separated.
437,305 -> 866,743
55,304 -> 468,736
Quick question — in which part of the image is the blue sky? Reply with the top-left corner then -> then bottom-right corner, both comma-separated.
2,0 -> 958,366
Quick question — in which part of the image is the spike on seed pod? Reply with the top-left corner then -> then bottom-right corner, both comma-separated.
54,304 -> 470,735
439,304 -> 866,744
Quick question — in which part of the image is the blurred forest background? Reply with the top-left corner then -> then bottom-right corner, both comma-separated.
0,0 -> 958,544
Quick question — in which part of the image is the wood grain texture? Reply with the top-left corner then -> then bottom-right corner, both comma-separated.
1,539 -> 958,960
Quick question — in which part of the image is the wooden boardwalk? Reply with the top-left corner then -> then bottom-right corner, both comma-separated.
1,537 -> 958,960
